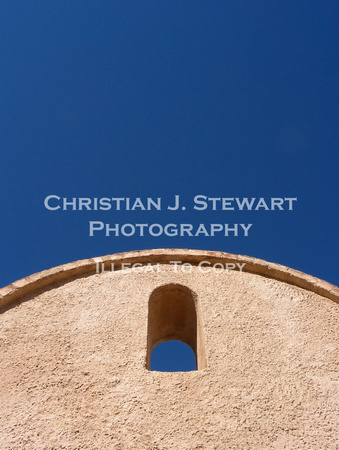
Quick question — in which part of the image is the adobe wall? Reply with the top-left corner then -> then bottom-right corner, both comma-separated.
0,250 -> 338,449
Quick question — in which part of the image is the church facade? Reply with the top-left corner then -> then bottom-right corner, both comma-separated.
0,249 -> 338,449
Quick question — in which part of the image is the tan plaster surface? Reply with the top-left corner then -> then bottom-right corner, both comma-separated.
0,250 -> 338,449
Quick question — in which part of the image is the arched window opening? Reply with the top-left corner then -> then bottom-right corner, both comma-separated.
150,340 -> 197,372
146,283 -> 206,371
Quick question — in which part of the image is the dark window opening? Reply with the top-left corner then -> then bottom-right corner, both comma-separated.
150,340 -> 197,372
146,283 -> 206,371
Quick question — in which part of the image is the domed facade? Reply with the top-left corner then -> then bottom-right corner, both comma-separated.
0,249 -> 338,449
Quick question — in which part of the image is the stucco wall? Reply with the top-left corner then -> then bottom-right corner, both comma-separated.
0,250 -> 338,449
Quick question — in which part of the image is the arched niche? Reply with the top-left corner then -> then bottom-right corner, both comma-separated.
146,283 -> 206,371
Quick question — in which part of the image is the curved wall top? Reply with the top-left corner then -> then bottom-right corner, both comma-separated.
1,249 -> 338,310
1,249 -> 338,449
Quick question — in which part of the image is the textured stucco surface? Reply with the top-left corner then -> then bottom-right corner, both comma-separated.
0,250 -> 338,449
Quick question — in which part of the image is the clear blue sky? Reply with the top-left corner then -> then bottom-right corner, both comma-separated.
1,0 -> 338,293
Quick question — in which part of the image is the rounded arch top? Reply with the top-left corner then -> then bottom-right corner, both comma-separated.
146,283 -> 203,370
0,248 -> 338,311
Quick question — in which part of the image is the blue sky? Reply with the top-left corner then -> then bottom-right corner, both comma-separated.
1,0 -> 338,294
